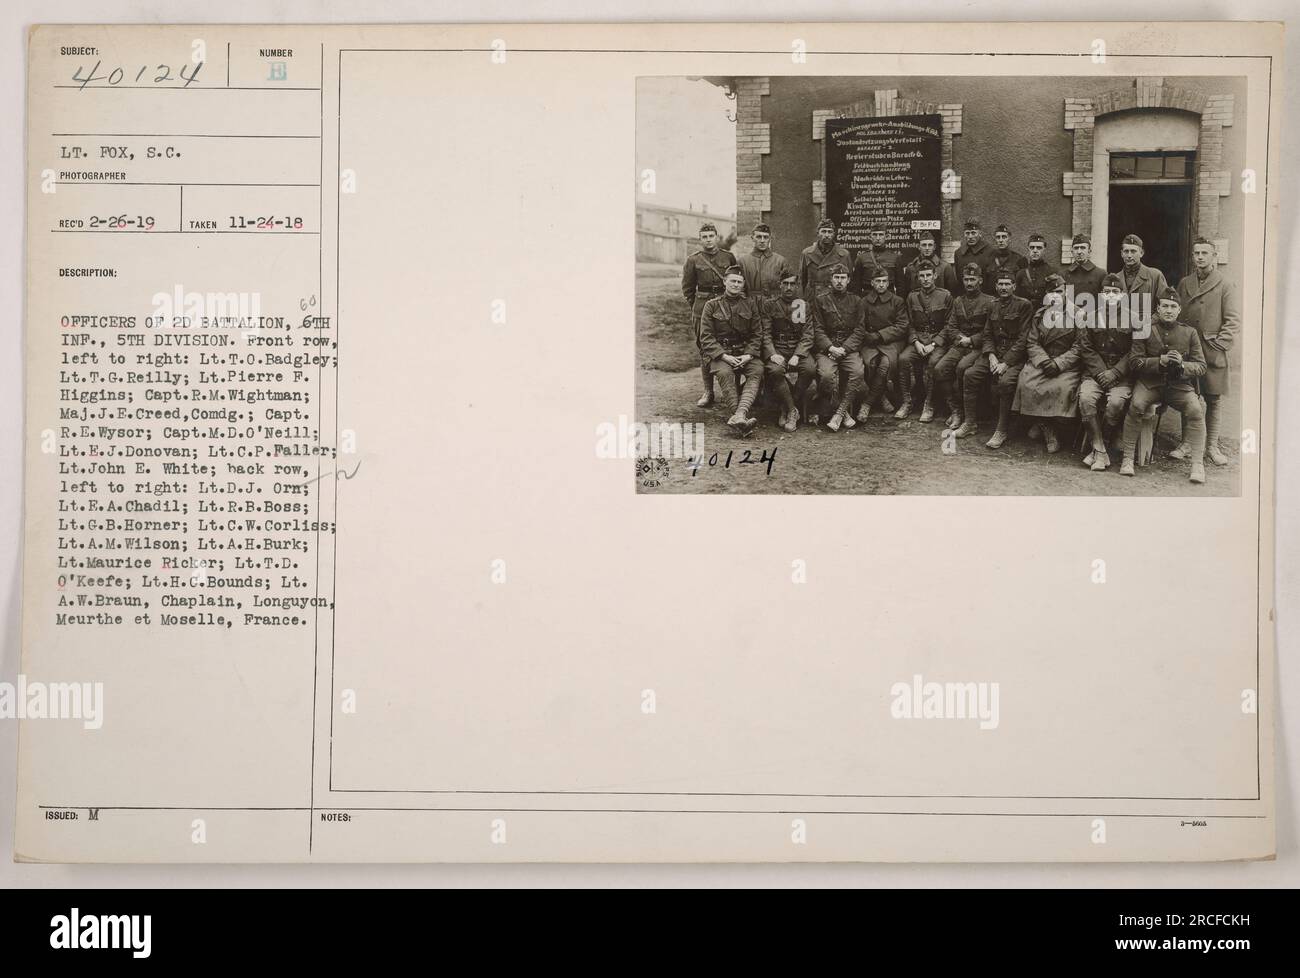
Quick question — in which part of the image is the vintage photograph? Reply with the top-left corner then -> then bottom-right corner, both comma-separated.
635,75 -> 1248,495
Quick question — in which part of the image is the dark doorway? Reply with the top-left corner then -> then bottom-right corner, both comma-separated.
1106,151 -> 1196,285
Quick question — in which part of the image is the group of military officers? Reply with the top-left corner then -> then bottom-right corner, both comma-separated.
680,217 -> 1239,484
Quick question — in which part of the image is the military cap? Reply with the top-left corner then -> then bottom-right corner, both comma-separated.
752,222 -> 771,234
1121,233 -> 1144,249
779,270 -> 799,282
1193,235 -> 1216,248
994,224 -> 1010,234
870,223 -> 887,232
1027,232 -> 1045,244
817,218 -> 836,231
994,268 -> 1017,283
963,219 -> 981,230
1158,287 -> 1181,304
724,264 -> 744,278
961,262 -> 982,277
917,230 -> 936,242
868,264 -> 890,280
1101,273 -> 1124,288
1072,233 -> 1091,246
699,222 -> 717,234
914,258 -> 937,271
1044,273 -> 1066,291
828,262 -> 849,275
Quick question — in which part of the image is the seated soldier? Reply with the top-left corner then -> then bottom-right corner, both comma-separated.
856,263 -> 908,422
894,259 -> 952,422
1118,288 -> 1208,484
699,265 -> 764,436
811,262 -> 867,432
935,262 -> 993,433
1012,274 -> 1085,454
970,268 -> 1033,444
1077,273 -> 1143,472
761,271 -> 816,432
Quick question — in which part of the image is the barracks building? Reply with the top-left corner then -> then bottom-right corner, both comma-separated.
707,75 -> 1245,292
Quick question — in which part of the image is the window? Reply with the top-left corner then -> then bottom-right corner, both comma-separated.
1109,151 -> 1194,181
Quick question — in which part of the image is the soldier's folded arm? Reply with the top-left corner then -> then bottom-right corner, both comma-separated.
1055,335 -> 1083,373
1130,338 -> 1163,378
744,318 -> 763,359
759,314 -> 776,361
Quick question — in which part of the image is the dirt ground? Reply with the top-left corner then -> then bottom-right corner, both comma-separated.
635,264 -> 1242,496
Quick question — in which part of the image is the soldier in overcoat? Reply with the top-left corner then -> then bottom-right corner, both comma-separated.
681,222 -> 738,407
1173,237 -> 1239,466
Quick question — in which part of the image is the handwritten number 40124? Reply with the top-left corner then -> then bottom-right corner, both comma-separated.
687,447 -> 778,477
71,61 -> 204,90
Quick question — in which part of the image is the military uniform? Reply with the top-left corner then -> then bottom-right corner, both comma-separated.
896,285 -> 953,419
811,288 -> 867,421
953,239 -> 994,280
682,247 -> 738,396
699,293 -> 764,423
1176,268 -> 1238,398
936,291 -> 995,425
1176,266 -> 1239,464
739,249 -> 792,300
851,246 -> 901,294
1013,306 -> 1085,419
1014,258 -> 1056,310
1061,258 -> 1105,304
983,249 -> 1027,297
761,294 -> 816,421
965,292 -> 1032,435
1078,302 -> 1139,430
859,289 -> 909,409
800,241 -> 853,301
1117,262 -> 1169,324
901,254 -> 958,295
1121,316 -> 1208,471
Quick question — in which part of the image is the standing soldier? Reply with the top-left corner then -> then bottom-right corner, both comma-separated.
739,222 -> 791,300
852,224 -> 900,294
699,266 -> 764,435
811,263 -> 867,431
1061,233 -> 1105,307
1014,233 -> 1056,309
761,271 -> 816,432
983,224 -> 1026,295
857,264 -> 909,421
901,231 -> 958,295
978,268 -> 1034,447
894,259 -> 953,423
1012,275 -> 1085,455
1173,238 -> 1239,465
1077,274 -> 1142,471
954,219 -> 994,282
800,218 -> 852,301
1116,233 -> 1169,325
681,222 -> 738,407
935,263 -> 994,432
1118,288 -> 1208,484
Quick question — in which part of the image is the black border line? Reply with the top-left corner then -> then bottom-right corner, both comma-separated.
320,49 -> 1269,815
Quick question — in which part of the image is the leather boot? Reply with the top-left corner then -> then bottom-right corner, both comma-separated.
918,372 -> 936,423
985,396 -> 1012,449
1043,422 -> 1061,454
1205,396 -> 1228,465
696,362 -> 714,407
